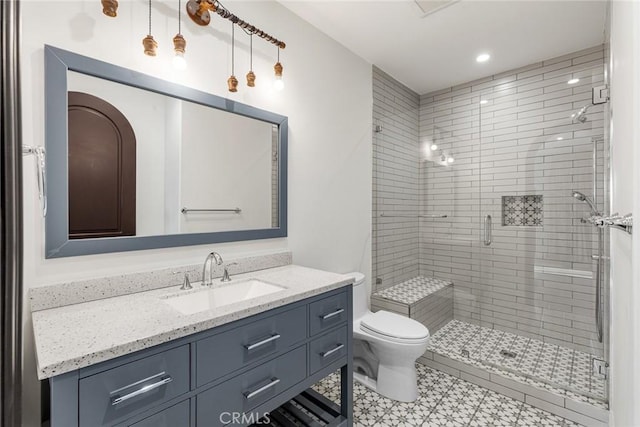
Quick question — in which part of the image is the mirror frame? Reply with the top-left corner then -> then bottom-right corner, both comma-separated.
44,45 -> 288,258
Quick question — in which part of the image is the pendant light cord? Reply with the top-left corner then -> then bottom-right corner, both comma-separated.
148,0 -> 152,35
178,0 -> 181,34
231,23 -> 235,75
250,34 -> 253,70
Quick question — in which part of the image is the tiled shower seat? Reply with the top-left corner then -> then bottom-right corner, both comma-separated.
371,276 -> 453,335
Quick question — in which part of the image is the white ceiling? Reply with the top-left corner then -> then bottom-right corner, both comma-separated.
280,0 -> 607,94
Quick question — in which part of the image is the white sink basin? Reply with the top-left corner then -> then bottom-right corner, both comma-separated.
162,279 -> 286,315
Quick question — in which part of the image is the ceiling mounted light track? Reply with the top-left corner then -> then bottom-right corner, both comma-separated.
185,0 -> 286,49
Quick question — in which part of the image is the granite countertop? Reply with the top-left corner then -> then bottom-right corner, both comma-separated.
32,265 -> 353,379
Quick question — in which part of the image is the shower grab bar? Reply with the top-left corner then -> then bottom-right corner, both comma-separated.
181,207 -> 241,214
483,215 -> 492,246
379,212 -> 448,218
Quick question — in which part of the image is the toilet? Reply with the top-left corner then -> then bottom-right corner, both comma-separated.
348,272 -> 430,402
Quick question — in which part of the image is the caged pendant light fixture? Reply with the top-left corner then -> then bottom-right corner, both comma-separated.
142,0 -> 158,56
101,0 -> 286,91
172,0 -> 187,69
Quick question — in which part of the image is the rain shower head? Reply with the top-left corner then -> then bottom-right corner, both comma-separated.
571,105 -> 590,123
572,190 -> 599,215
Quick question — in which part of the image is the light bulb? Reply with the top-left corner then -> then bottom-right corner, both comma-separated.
430,143 -> 438,151
447,156 -> 455,163
173,52 -> 187,70
273,77 -> 284,91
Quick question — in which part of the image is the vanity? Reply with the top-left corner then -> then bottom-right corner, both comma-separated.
32,264 -> 354,426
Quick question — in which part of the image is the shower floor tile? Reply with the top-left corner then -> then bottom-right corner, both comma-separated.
426,320 -> 607,407
310,364 -> 582,426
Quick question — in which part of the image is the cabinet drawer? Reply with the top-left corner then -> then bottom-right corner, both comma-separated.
196,305 -> 306,387
125,400 -> 190,427
196,345 -> 306,426
309,291 -> 348,336
79,345 -> 190,427
309,326 -> 348,374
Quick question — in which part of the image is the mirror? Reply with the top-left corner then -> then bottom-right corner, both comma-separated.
45,45 -> 288,258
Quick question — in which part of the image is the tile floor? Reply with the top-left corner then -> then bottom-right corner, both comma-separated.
427,320 -> 607,407
312,364 -> 583,426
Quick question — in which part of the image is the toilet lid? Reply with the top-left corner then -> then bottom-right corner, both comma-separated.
360,311 -> 430,342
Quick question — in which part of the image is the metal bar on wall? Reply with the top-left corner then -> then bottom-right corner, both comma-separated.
1,0 -> 24,425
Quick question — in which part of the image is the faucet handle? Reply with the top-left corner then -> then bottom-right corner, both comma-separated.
221,262 -> 238,282
180,273 -> 192,290
173,271 -> 193,290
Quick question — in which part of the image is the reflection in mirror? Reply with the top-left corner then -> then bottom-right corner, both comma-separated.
45,45 -> 287,258
67,72 -> 279,238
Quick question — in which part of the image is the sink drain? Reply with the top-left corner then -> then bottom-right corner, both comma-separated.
500,349 -> 517,358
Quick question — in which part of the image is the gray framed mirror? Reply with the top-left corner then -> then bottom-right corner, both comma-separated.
44,45 -> 287,258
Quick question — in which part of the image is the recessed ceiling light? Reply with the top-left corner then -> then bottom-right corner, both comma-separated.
476,53 -> 490,63
568,78 -> 580,84
480,100 -> 488,105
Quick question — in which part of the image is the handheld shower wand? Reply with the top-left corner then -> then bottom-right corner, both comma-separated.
572,190 -> 600,215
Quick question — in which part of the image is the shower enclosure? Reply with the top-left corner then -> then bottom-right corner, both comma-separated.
372,45 -> 610,407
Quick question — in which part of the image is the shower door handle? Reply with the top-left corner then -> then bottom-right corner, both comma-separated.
484,215 -> 492,246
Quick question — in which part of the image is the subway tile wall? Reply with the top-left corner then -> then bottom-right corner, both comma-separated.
419,45 -> 606,356
372,66 -> 421,291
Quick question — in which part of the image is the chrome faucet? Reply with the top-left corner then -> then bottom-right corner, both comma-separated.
202,251 -> 223,286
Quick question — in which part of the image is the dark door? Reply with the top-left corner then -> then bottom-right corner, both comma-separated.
68,91 -> 136,239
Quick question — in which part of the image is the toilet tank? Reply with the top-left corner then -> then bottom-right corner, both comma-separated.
346,272 -> 368,320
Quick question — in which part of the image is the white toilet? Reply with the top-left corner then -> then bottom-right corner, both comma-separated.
348,272 -> 430,402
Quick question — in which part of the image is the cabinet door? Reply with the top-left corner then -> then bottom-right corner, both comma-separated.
126,400 -> 190,427
196,306 -> 306,387
196,346 -> 306,426
309,291 -> 348,336
79,345 -> 190,426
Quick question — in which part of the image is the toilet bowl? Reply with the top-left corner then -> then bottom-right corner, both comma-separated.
348,272 -> 430,402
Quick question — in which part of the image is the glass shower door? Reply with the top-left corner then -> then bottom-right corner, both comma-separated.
474,75 -> 609,404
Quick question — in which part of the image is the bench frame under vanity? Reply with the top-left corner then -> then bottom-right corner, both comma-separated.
48,287 -> 353,427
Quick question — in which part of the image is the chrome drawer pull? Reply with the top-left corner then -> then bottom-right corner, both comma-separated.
244,378 -> 281,399
320,308 -> 344,320
245,333 -> 281,351
321,343 -> 344,358
110,373 -> 173,406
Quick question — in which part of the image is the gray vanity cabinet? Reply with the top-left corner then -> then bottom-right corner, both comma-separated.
49,286 -> 353,427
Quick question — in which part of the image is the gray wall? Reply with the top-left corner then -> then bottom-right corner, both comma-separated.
372,66 -> 420,293
419,45 -> 605,356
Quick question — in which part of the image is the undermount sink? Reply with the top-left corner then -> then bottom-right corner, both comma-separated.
162,279 -> 286,315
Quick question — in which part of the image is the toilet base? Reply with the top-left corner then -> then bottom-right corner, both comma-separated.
353,365 -> 419,402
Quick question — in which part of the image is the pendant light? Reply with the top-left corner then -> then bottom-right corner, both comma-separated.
172,0 -> 187,69
142,0 -> 157,56
227,24 -> 238,92
246,34 -> 256,87
273,46 -> 284,91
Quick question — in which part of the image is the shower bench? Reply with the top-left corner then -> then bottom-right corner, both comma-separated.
371,276 -> 453,335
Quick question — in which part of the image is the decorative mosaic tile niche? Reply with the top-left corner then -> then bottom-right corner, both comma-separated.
502,195 -> 543,226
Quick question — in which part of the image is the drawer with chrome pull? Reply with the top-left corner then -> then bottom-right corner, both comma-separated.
308,291 -> 348,336
196,305 -> 307,387
309,326 -> 348,374
196,345 -> 306,426
79,345 -> 190,427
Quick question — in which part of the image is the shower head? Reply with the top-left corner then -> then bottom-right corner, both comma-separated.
572,190 -> 599,215
571,105 -> 590,123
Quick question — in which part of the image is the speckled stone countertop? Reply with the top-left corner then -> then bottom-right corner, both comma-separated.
32,265 -> 353,379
